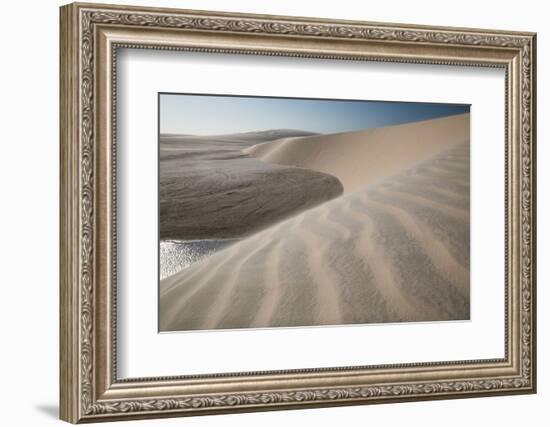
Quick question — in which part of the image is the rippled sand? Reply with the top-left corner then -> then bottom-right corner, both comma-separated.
160,114 -> 470,331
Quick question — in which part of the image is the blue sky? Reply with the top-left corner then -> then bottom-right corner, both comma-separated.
160,93 -> 469,136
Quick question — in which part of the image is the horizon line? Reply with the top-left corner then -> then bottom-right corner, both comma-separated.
159,110 -> 470,138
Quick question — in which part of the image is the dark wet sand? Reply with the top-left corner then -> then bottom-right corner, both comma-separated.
160,130 -> 343,240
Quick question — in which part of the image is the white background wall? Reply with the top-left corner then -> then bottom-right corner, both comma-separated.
0,0 -> 545,426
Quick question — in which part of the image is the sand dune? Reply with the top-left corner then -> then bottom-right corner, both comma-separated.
245,113 -> 469,192
159,138 -> 470,331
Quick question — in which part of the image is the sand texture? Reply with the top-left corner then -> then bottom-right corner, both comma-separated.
160,130 -> 343,240
160,114 -> 470,331
245,113 -> 469,192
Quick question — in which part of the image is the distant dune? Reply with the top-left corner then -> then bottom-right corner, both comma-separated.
161,129 -> 318,144
245,113 -> 469,192
160,114 -> 470,331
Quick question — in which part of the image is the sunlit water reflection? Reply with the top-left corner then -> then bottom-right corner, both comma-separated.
160,239 -> 237,280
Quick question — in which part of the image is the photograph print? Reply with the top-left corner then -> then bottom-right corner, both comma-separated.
158,93 -> 470,332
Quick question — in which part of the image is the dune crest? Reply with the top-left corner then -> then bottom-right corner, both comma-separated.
245,113 -> 470,192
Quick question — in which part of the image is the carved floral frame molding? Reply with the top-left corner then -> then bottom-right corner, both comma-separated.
60,2 -> 536,423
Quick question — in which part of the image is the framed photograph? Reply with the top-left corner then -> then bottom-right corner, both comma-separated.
60,2 -> 537,423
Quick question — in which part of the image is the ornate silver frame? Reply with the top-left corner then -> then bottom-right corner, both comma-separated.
60,2 -> 537,423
